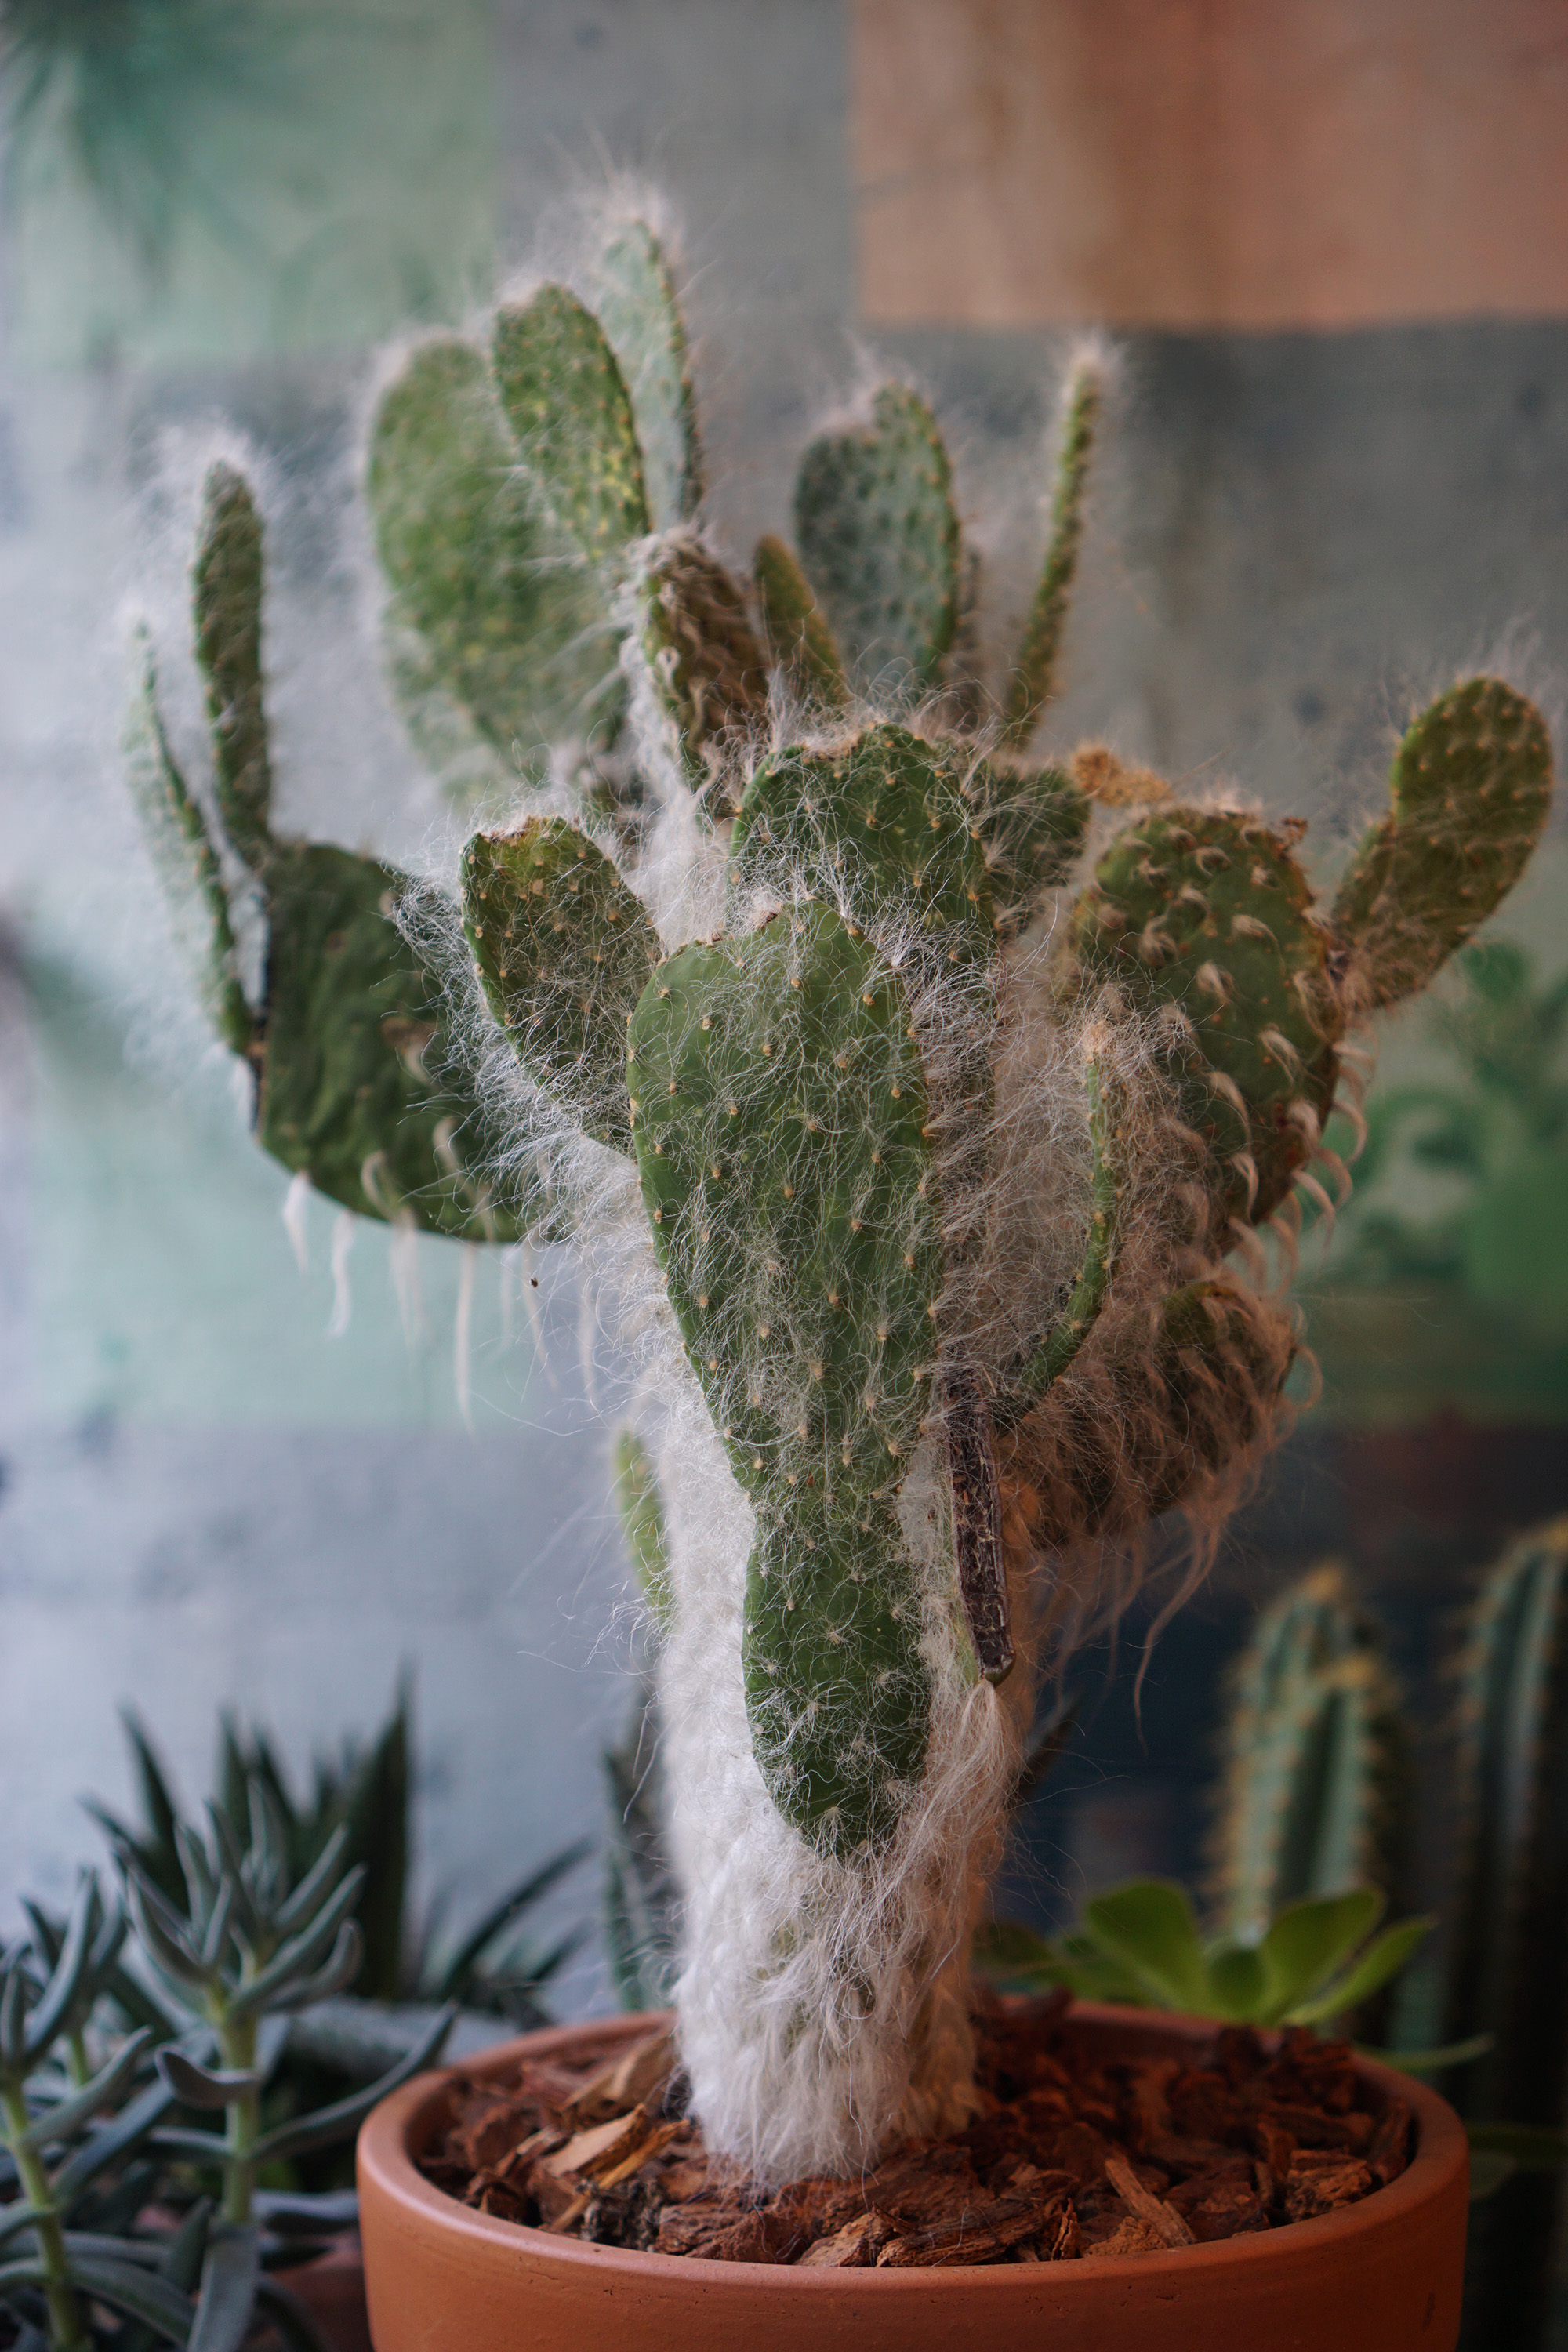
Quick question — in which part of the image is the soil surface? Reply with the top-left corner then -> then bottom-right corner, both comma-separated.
417,1997 -> 1414,2268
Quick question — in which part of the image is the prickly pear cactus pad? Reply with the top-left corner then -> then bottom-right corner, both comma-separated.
640,536 -> 771,778
194,461 -> 274,873
368,338 -> 618,768
260,843 -> 523,1240
492,285 -> 650,568
126,201 -> 1560,2194
729,724 -> 996,971
794,384 -> 960,691
1069,808 -> 1342,1228
1334,677 -> 1552,1008
630,902 -> 942,1852
461,818 -> 660,1149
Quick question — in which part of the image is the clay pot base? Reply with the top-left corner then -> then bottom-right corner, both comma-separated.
358,2005 -> 1469,2351
416,1995 -> 1413,2264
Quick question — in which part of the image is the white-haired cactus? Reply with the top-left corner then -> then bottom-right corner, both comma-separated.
129,210 -> 1558,2185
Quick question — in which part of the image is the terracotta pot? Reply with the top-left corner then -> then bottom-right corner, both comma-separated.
358,2007 -> 1468,2352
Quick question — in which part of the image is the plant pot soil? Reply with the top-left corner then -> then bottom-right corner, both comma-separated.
358,2003 -> 1468,2350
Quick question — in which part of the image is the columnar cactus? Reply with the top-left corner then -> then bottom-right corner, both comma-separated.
1212,1563 -> 1410,1944
1441,1519 -> 1568,2349
129,206 -> 1557,2183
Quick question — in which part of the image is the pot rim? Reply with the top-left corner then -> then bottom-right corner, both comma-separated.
357,2002 -> 1469,2296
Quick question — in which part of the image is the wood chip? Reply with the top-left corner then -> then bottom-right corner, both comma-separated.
562,2029 -> 678,2128
1083,2215 -> 1169,2259
544,2104 -> 651,2181
1104,2154 -> 1196,2249
796,2212 -> 896,2269
594,2122 -> 685,2190
543,2188 -> 591,2236
877,2194 -> 1041,2269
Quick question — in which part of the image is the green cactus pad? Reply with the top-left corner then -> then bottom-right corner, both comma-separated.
982,764 -> 1090,942
592,220 -> 702,533
258,841 -> 528,1241
493,285 -> 650,570
125,632 -> 253,1057
461,818 -> 659,1151
753,533 -> 847,710
628,899 -> 942,1851
793,385 -> 960,692
1002,357 -> 1102,752
1070,808 -> 1342,1226
729,722 -> 996,970
194,463 -> 274,873
1334,678 -> 1553,1009
368,338 -> 620,765
640,537 -> 771,780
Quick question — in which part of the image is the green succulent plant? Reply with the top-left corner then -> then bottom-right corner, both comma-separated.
127,206 -> 1558,2178
975,1879 -> 1428,2033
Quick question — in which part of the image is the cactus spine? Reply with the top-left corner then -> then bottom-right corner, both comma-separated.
1213,1563 -> 1410,1944
129,205 -> 1557,2183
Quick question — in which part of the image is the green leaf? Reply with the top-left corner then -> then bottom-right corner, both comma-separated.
1205,1941 -> 1269,2020
189,2222 -> 260,2352
1361,2034 -> 1493,2075
970,1920 -> 1061,1984
15,2031 -> 150,2154
51,2075 -> 176,2205
1286,1916 -> 1431,2027
1465,2122 -> 1568,2170
154,2049 -> 260,2111
64,2252 -> 195,2340
1080,1881 -> 1211,2013
1257,1887 -> 1385,2023
249,2003 -> 454,2166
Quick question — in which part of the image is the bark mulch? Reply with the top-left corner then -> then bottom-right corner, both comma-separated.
416,1996 -> 1414,2270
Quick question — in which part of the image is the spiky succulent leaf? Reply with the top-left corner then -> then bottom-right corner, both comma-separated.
591,220 -> 702,532
629,902 -> 942,1851
492,285 -> 650,569
1334,678 -> 1552,1008
461,818 -> 659,1152
639,535 -> 770,779
258,843 -> 526,1240
193,463 -> 274,873
1069,808 -> 1343,1227
793,386 -> 960,691
753,533 -> 847,710
125,632 -> 252,1055
368,338 -> 619,768
1002,355 -> 1103,750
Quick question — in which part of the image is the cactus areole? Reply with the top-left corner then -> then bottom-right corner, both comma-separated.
129,210 -> 1557,2190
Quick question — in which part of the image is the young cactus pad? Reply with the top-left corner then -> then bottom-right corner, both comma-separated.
131,207 -> 1559,2181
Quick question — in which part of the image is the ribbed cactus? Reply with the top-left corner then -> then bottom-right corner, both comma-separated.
1213,1563 -> 1410,1944
128,207 -> 1558,2183
1440,1519 -> 1568,2350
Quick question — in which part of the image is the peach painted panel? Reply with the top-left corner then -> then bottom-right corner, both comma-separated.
853,0 -> 1568,328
